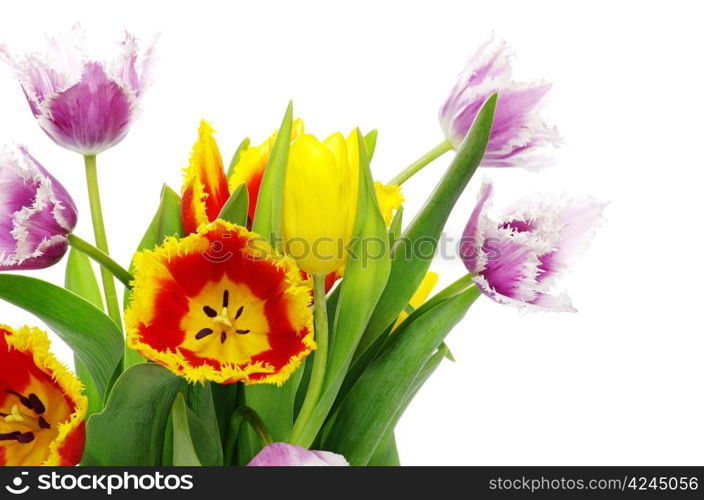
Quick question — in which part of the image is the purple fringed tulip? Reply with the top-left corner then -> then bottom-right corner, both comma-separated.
1,26 -> 154,155
248,443 -> 349,467
440,38 -> 559,169
0,146 -> 77,270
460,182 -> 604,312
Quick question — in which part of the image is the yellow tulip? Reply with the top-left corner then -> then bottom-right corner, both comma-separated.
283,131 -> 361,276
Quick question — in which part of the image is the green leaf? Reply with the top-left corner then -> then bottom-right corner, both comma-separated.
241,366 -> 304,461
324,286 -> 481,465
162,414 -> 174,466
241,102 -> 296,456
132,185 -> 183,254
440,342 -> 455,362
64,249 -> 106,417
185,383 -> 224,465
226,137 -> 251,178
123,185 -> 183,368
293,354 -> 313,418
368,431 -> 400,466
234,420 -> 258,466
388,206 -> 403,246
83,364 -> 186,465
337,274 -> 469,417
212,383 -> 239,443
404,343 -> 450,411
171,393 -> 203,466
217,182 -> 249,228
356,94 -> 496,357
290,129 -> 391,447
364,129 -> 378,160
0,274 -> 123,401
366,343 -> 450,467
65,248 -> 104,309
251,101 -> 293,248
406,273 -> 475,321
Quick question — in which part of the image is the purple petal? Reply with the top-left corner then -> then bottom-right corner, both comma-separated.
0,146 -> 76,270
504,196 -> 606,284
0,26 -> 86,110
19,146 -> 78,230
39,62 -> 134,155
500,219 -> 535,233
540,200 -> 605,282
248,443 -> 349,467
439,37 -> 559,169
439,38 -> 511,124
527,291 -> 575,312
0,160 -> 35,252
109,31 -> 156,97
480,236 -> 540,302
460,181 -> 494,273
2,27 -> 153,155
461,183 -> 604,312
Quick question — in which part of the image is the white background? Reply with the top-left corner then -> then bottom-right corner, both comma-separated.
1,0 -> 702,465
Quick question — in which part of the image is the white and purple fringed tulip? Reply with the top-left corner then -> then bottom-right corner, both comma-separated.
0,146 -> 77,270
248,443 -> 349,467
440,37 -> 559,169
1,26 -> 155,155
460,182 -> 604,312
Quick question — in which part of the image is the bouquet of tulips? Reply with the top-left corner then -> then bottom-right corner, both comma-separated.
0,29 -> 603,467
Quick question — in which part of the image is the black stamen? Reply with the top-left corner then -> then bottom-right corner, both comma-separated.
38,416 -> 51,429
223,289 -> 230,308
16,432 -> 35,444
0,432 -> 21,441
235,305 -> 244,319
28,393 -> 46,415
220,331 -> 227,344
0,412 -> 7,417
203,305 -> 217,318
196,328 -> 214,340
235,329 -> 250,335
5,389 -> 32,410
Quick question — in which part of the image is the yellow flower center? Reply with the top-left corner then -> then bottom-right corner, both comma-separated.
179,278 -> 271,365
0,388 -> 55,445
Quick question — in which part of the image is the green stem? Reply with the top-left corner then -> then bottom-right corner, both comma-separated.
224,406 -> 273,465
67,234 -> 133,289
84,155 -> 123,330
388,139 -> 453,186
289,274 -> 329,445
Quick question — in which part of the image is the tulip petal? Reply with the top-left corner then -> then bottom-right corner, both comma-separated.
0,325 -> 87,466
460,181 -> 494,274
181,120 -> 230,234
0,147 -> 77,270
1,26 -> 153,155
440,36 -> 559,169
503,195 -> 607,285
109,31 -> 156,97
461,180 -> 604,312
248,443 -> 348,466
38,63 -> 135,155
373,182 -> 404,227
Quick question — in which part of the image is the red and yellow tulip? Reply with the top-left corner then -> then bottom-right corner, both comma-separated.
0,325 -> 86,466
126,220 -> 315,385
181,121 -> 231,235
